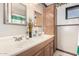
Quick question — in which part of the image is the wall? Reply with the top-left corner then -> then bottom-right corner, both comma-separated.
57,26 -> 78,54
57,3 -> 79,54
0,3 -> 43,37
78,29 -> 79,46
57,3 -> 79,25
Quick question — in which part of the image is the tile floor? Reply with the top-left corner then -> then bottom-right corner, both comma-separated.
54,50 -> 73,56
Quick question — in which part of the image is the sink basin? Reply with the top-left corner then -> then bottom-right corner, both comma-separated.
0,36 -> 29,54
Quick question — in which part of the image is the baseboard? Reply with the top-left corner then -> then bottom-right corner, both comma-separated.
56,48 -> 77,56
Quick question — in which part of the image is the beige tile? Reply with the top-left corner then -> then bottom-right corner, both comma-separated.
54,50 -> 73,56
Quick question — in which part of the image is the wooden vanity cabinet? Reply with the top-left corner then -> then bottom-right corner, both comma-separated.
16,37 -> 54,56
34,41 -> 54,56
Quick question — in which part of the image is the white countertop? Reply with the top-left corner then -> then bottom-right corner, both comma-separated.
0,35 -> 54,56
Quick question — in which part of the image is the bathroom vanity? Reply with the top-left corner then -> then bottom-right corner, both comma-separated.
0,4 -> 56,56
16,35 -> 54,56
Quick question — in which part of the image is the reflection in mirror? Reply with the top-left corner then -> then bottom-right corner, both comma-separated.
33,11 -> 43,37
4,3 -> 26,25
34,11 -> 43,27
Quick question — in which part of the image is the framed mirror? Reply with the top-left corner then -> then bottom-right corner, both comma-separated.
4,3 -> 27,25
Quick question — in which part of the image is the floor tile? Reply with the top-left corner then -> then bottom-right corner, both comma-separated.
54,50 -> 73,56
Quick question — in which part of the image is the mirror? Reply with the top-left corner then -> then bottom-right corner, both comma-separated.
4,3 -> 27,25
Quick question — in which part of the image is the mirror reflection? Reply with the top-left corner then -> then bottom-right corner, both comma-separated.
34,11 -> 43,27
32,11 -> 43,37
4,3 -> 26,25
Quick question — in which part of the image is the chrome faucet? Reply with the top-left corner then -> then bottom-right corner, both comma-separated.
13,36 -> 23,41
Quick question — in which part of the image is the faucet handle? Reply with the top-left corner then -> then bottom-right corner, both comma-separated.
13,37 -> 17,39
18,36 -> 22,40
13,37 -> 18,41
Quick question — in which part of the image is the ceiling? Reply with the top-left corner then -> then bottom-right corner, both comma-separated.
45,3 -> 53,6
42,3 -> 67,7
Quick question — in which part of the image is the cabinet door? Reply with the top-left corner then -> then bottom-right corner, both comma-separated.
34,49 -> 44,56
50,41 -> 54,56
44,44 -> 51,56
